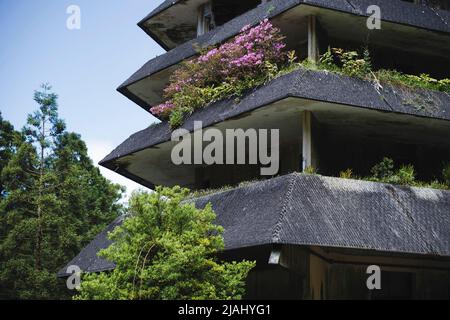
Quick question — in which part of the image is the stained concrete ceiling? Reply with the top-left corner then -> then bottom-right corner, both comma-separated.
112,97 -> 450,188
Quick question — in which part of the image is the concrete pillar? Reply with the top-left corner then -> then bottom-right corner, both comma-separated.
308,16 -> 319,63
302,111 -> 319,171
197,5 -> 207,36
197,2 -> 214,36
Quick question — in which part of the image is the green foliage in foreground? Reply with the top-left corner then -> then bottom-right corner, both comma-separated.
75,187 -> 255,300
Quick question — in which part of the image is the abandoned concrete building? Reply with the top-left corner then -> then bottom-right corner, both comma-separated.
60,0 -> 450,299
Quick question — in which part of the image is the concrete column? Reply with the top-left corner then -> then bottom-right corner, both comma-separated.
197,5 -> 207,36
302,111 -> 312,170
197,2 -> 214,36
308,16 -> 319,63
302,111 -> 318,171
304,16 -> 323,172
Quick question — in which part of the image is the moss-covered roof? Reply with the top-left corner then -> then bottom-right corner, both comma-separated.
58,173 -> 450,277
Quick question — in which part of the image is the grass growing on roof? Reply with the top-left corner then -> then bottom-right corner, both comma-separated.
150,22 -> 450,129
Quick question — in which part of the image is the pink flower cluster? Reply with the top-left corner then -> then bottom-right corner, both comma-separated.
209,19 -> 286,78
150,101 -> 174,117
150,19 -> 288,117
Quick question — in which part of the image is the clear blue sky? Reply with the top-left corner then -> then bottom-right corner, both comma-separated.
0,0 -> 165,196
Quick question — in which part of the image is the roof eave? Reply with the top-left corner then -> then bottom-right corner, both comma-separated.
121,0 -> 450,109
103,68 -> 450,170
137,20 -> 172,52
58,173 -> 450,277
138,0 -> 177,25
135,0 -> 450,59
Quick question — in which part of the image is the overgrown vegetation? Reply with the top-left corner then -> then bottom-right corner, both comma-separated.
188,160 -> 449,204
151,19 -> 450,129
339,157 -> 449,190
75,187 -> 255,300
315,47 -> 450,93
188,160 -> 449,201
151,19 -> 294,128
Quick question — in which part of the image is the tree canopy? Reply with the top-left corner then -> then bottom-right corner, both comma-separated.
1,84 -> 253,300
75,187 -> 255,300
0,84 -> 124,299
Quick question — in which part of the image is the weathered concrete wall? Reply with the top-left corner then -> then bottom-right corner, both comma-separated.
309,254 -> 329,299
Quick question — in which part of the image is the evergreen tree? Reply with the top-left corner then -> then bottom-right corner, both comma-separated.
0,113 -> 23,296
0,84 -> 124,299
0,112 -> 21,197
23,83 -> 66,272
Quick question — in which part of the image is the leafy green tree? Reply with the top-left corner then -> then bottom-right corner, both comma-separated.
0,113 -> 23,296
0,84 -> 124,299
76,187 -> 255,300
0,112 -> 22,197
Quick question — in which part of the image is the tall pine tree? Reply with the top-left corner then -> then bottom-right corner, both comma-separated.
0,84 -> 124,299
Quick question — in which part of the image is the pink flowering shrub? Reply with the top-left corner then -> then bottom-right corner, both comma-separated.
150,19 -> 293,127
149,101 -> 175,118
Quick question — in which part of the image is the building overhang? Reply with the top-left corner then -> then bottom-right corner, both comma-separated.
138,0 -> 209,51
139,0 -> 450,51
106,69 -> 450,189
123,0 -> 450,114
58,173 -> 450,277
